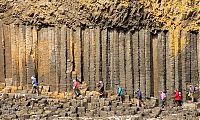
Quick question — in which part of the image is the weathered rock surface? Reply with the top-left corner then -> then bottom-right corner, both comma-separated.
0,93 -> 199,119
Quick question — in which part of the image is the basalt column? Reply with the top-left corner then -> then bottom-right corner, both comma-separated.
89,28 -> 96,90
18,25 -> 27,89
119,31 -> 126,91
145,29 -> 151,98
83,28 -> 90,88
125,31 -> 133,95
190,32 -> 198,86
132,31 -> 139,97
0,21 -> 5,84
139,29 -> 146,96
38,28 -> 49,89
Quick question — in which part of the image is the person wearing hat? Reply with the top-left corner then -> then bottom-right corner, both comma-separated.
97,80 -> 104,97
31,76 -> 39,95
73,79 -> 80,97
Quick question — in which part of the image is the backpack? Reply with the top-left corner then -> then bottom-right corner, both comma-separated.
117,87 -> 123,96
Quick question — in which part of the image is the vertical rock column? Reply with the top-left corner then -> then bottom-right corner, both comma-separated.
174,29 -> 181,90
132,31 -> 139,97
83,28 -> 90,89
74,27 -> 82,82
55,26 -> 61,91
48,27 -> 56,91
185,33 -> 191,83
18,25 -> 27,89
181,30 -> 187,101
26,26 -> 34,89
60,26 -> 67,91
113,30 -> 119,88
95,27 -> 101,86
38,28 -> 49,90
125,31 -> 133,95
166,31 -> 175,103
109,30 -> 114,89
0,21 -> 5,84
190,33 -> 198,86
89,28 -> 96,90
4,25 -> 12,82
139,29 -> 146,96
32,26 -> 37,84
66,28 -> 73,91
119,31 -> 126,92
157,32 -> 164,92
102,29 -> 110,90
145,29 -> 151,98
10,24 -> 19,87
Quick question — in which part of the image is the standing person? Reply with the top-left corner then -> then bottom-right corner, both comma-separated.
31,76 -> 39,95
189,85 -> 195,102
159,90 -> 166,108
73,79 -> 80,97
116,84 -> 123,102
97,80 -> 104,97
135,89 -> 142,107
173,89 -> 182,106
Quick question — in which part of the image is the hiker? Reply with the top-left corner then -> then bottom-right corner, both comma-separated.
31,76 -> 39,95
173,89 -> 182,106
159,90 -> 166,108
116,84 -> 123,102
73,79 -> 80,97
97,80 -> 104,97
188,85 -> 195,102
135,89 -> 142,107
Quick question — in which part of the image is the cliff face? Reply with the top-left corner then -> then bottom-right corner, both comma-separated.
0,0 -> 199,98
0,0 -> 158,29
0,0 -> 199,30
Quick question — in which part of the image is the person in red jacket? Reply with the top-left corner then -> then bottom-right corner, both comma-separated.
73,79 -> 80,97
173,89 -> 182,106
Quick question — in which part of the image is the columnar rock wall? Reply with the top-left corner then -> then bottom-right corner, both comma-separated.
0,21 -> 199,98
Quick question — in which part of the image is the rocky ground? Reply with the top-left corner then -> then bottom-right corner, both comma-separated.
0,92 -> 200,120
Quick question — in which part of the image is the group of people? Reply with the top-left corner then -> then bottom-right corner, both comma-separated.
31,76 -> 198,108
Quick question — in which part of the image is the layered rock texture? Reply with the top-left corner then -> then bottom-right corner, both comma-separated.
0,0 -> 199,99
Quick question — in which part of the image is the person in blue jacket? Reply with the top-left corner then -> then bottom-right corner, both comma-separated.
31,76 -> 39,95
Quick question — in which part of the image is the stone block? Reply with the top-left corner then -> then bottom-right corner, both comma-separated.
42,86 -> 50,92
100,111 -> 108,117
124,95 -> 130,102
77,107 -> 86,113
123,103 -> 132,108
104,100 -> 111,106
182,102 -> 197,110
115,110 -> 123,116
69,106 -> 77,113
103,106 -> 111,111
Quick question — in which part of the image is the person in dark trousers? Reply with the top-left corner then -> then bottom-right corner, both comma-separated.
159,90 -> 166,108
73,79 -> 80,97
135,89 -> 142,107
116,84 -> 123,102
31,76 -> 39,95
173,89 -> 182,106
97,80 -> 104,97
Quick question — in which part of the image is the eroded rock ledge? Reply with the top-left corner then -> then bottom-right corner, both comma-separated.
0,0 -> 159,29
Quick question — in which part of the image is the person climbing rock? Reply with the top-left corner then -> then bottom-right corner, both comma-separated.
97,80 -> 104,97
31,76 -> 39,95
73,79 -> 80,97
